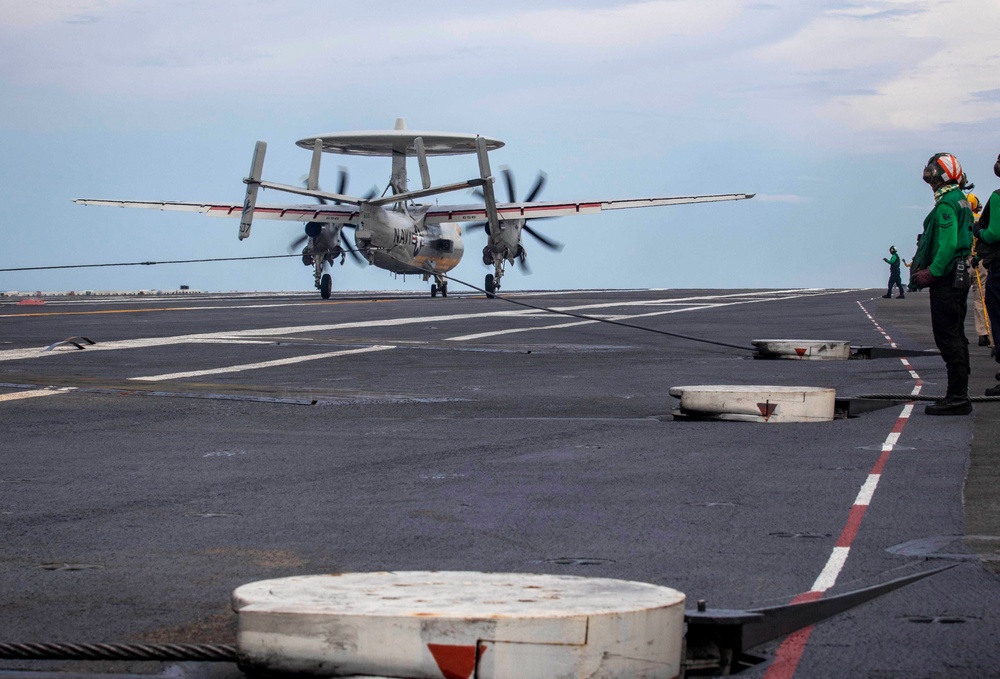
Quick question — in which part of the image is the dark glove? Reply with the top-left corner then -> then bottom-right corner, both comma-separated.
911,268 -> 936,288
972,256 -> 981,268
883,258 -> 889,263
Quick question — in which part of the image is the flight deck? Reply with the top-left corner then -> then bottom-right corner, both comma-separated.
2,288 -> 999,678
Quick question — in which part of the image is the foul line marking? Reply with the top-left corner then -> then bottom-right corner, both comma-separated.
445,306 -> 715,341
129,345 -> 396,382
445,293 -> 840,343
0,387 -> 76,402
764,301 -> 921,678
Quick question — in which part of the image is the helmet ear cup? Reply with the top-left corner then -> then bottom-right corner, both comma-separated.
994,156 -> 1000,178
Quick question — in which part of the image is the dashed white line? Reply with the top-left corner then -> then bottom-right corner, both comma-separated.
810,546 -> 851,593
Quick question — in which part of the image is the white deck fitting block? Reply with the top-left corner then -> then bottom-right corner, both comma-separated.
752,339 -> 852,361
232,571 -> 686,679
670,385 -> 836,423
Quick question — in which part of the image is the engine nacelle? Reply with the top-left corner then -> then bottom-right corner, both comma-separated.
303,223 -> 344,263
489,219 -> 524,264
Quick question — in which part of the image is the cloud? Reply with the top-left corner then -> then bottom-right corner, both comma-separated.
0,0 -> 129,27
972,89 -> 1000,103
442,0 -> 745,49
755,0 -> 1000,133
0,0 -> 749,100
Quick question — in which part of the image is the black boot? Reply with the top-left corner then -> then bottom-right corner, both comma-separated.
925,395 -> 973,416
986,385 -> 1000,397
882,293 -> 892,298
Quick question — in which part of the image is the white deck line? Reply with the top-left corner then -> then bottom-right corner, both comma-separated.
0,387 -> 76,402
0,289 -> 852,363
129,345 -> 396,382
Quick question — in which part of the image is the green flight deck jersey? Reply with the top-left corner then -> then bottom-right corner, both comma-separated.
975,189 -> 1000,269
911,184 -> 974,278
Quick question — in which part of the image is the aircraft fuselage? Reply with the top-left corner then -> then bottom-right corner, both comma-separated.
356,203 -> 463,275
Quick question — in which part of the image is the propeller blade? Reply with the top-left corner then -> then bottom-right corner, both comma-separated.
502,167 -> 516,203
363,186 -> 378,201
518,249 -> 532,275
524,171 -> 547,203
336,166 -> 348,197
523,223 -> 563,252
288,234 -> 309,253
341,230 -> 365,266
300,175 -> 328,205
300,167 -> 349,205
472,187 -> 485,201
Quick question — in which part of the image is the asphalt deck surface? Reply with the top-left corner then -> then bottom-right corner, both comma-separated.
1,287 -> 999,678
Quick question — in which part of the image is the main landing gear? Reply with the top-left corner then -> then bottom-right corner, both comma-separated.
306,244 -> 342,300
485,252 -> 510,299
313,257 -> 335,300
482,240 -> 519,299
313,257 -> 333,299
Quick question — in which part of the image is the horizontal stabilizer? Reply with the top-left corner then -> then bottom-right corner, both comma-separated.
475,136 -> 500,237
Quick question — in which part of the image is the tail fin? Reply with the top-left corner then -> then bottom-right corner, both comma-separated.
475,137 -> 500,237
239,141 -> 267,240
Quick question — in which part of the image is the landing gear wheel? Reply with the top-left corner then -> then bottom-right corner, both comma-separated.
431,283 -> 438,298
441,283 -> 448,298
485,274 -> 496,299
320,273 -> 332,300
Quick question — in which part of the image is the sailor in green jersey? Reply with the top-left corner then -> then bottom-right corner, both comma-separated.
882,246 -> 905,298
910,186 -> 974,282
973,152 -> 1000,396
910,153 -> 975,415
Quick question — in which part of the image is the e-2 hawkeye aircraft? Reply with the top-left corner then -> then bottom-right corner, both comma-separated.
76,118 -> 754,299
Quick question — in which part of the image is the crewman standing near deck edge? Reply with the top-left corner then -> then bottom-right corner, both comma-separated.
973,153 -> 1000,396
910,153 -> 975,415
882,246 -> 905,298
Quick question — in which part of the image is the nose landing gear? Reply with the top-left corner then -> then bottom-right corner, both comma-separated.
430,274 -> 448,298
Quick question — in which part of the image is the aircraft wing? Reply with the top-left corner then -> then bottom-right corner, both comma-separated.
422,193 -> 755,225
73,199 -> 361,225
75,191 -> 753,226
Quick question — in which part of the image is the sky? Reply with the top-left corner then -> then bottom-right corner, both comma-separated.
2,0 -> 999,295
